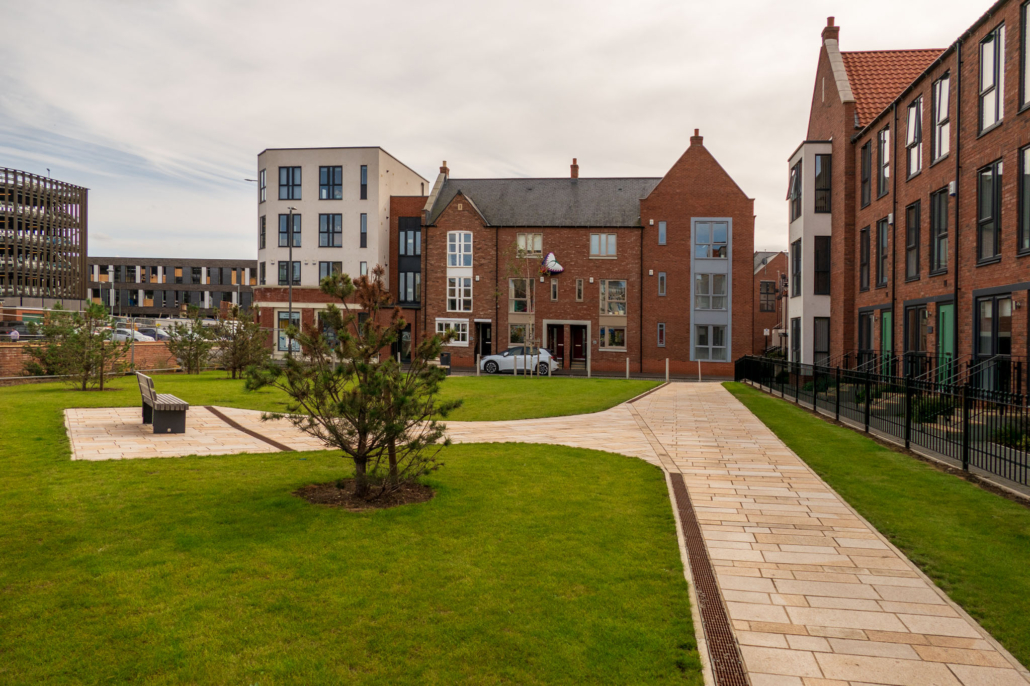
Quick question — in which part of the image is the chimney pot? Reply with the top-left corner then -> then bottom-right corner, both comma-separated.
440,160 -> 449,176
822,17 -> 840,41
827,16 -> 834,27
571,158 -> 579,179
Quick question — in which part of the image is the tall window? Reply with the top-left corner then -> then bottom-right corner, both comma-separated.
906,306 -> 928,353
448,232 -> 473,266
813,317 -> 830,365
360,213 -> 367,248
791,318 -> 801,361
788,160 -> 802,221
448,277 -> 473,312
658,272 -> 667,296
259,169 -> 266,203
876,218 -> 889,287
980,24 -> 1006,132
278,166 -> 301,200
398,272 -> 421,303
590,233 -> 617,257
517,233 -> 542,256
814,154 -> 831,213
860,142 -> 872,207
1021,147 -> 1030,254
695,325 -> 727,361
508,278 -> 533,313
978,160 -> 1003,261
277,311 -> 300,352
694,274 -> 726,310
791,238 -> 801,296
319,166 -> 342,200
695,221 -> 728,258
658,221 -> 667,245
932,75 -> 950,161
278,261 -> 300,285
318,261 -> 342,280
360,165 -> 368,200
190,266 -> 201,284
399,228 -> 421,256
359,261 -> 368,276
905,202 -> 921,280
860,227 -> 870,291
550,278 -> 558,301
599,279 -> 627,315
318,214 -> 342,247
259,216 -> 266,249
657,322 -> 666,347
575,278 -> 583,301
759,281 -> 776,312
906,97 -> 923,177
1024,4 -> 1030,108
814,235 -> 830,295
279,214 -> 301,247
877,127 -> 890,197
930,188 -> 949,272
259,262 -> 266,286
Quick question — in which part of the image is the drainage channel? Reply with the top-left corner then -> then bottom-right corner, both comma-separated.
205,406 -> 295,452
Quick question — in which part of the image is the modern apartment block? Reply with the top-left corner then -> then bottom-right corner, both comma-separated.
251,147 -> 428,354
788,5 -> 1030,390
753,251 -> 788,355
87,257 -> 256,318
0,167 -> 88,310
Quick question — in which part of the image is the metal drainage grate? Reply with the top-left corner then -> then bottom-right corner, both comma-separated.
672,473 -> 750,686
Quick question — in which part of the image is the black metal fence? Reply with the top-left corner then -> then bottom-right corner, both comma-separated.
734,355 -> 1030,487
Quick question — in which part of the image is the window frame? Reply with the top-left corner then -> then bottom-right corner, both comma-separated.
550,278 -> 558,301
1023,3 -> 1030,109
694,221 -> 728,259
694,324 -> 727,362
589,233 -> 617,258
906,96 -> 923,177
599,279 -> 628,316
259,262 -> 266,286
599,326 -> 627,351
813,317 -> 831,366
318,214 -> 343,248
398,228 -> 421,256
694,273 -> 727,311
508,277 -> 533,313
814,154 -> 831,213
905,201 -> 921,280
318,261 -> 342,281
1020,145 -> 1030,254
930,188 -> 950,274
517,233 -> 543,256
979,23 -> 1006,134
436,319 -> 469,346
318,166 -> 343,200
575,278 -> 584,302
360,165 -> 368,200
759,280 -> 776,312
876,218 -> 889,287
978,159 -> 1003,262
658,221 -> 667,245
814,235 -> 830,295
788,160 -> 802,222
360,213 -> 367,249
398,271 -> 421,303
877,127 -> 890,197
447,231 -> 473,267
448,276 -> 473,312
859,227 -> 870,291
931,75 -> 951,162
657,271 -> 666,297
259,216 -> 266,250
657,322 -> 666,347
860,142 -> 872,207
278,166 -> 301,201
277,310 -> 301,352
279,214 -> 301,248
259,169 -> 266,203
791,238 -> 802,297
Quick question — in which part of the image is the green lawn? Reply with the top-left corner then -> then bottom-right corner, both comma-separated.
726,382 -> 1030,668
0,374 -> 696,685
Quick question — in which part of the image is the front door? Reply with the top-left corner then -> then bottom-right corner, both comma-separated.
976,296 -> 1013,390
937,303 -> 955,382
881,310 -> 894,376
475,322 -> 492,358
570,325 -> 586,361
547,324 -> 565,368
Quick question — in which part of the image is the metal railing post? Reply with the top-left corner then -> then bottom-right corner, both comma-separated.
666,357 -> 669,382
793,362 -> 800,403
904,374 -> 912,450
961,384 -> 971,472
863,370 -> 871,432
835,366 -> 841,421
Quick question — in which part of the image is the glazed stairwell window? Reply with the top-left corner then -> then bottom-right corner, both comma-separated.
906,97 -> 923,177
695,325 -> 727,361
694,274 -> 726,310
517,233 -> 542,256
788,160 -> 802,222
980,24 -> 1005,132
448,277 -> 472,312
930,188 -> 949,272
590,233 -> 616,257
599,279 -> 627,315
978,160 -> 1003,261
695,221 -> 728,258
932,75 -> 950,161
509,278 -> 533,313
448,232 -> 473,266
877,127 -> 890,197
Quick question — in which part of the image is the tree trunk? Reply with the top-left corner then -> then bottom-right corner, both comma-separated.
353,456 -> 369,498
388,438 -> 398,485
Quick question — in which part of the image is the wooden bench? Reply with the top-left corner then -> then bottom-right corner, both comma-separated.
136,373 -> 189,434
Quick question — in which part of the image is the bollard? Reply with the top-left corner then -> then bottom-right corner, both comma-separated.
697,360 -> 702,383
587,356 -> 591,378
476,354 -> 481,377
626,357 -> 630,379
666,358 -> 669,382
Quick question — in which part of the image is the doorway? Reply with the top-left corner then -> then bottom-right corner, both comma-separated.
937,303 -> 955,382
474,322 -> 492,359
570,325 -> 587,369
546,324 -> 565,368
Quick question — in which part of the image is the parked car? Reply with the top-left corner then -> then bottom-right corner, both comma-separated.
138,327 -> 170,341
111,328 -> 155,342
480,346 -> 558,375
0,322 -> 31,340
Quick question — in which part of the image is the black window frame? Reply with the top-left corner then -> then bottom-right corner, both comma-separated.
813,235 -> 830,295
259,262 -> 266,286
979,23 -> 1006,133
876,218 -> 889,287
278,214 -> 301,247
1020,145 -> 1030,254
860,142 -> 872,207
278,166 -> 301,201
814,154 -> 831,213
360,165 -> 368,200
759,280 -> 776,312
790,317 -> 801,362
259,215 -> 266,250
930,188 -> 949,273
877,126 -> 890,198
978,159 -> 1003,262
859,227 -> 870,291
398,271 -> 421,304
931,74 -> 951,162
319,166 -> 343,200
259,169 -> 266,203
360,213 -> 367,248
906,96 -> 923,178
791,238 -> 802,296
318,214 -> 343,248
399,228 -> 422,256
318,261 -> 342,281
813,317 -> 830,365
905,201 -> 921,281
788,160 -> 802,222
1023,3 -> 1030,109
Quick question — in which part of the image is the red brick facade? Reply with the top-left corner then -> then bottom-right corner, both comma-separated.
753,252 -> 787,354
0,341 -> 177,381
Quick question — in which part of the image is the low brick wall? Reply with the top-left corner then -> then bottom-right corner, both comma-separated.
0,342 -> 179,381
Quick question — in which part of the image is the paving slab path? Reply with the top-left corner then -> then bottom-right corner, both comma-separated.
63,384 -> 1030,685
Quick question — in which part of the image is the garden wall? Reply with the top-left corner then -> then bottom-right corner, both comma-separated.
0,342 -> 178,381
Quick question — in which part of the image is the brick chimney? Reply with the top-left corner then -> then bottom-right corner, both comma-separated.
690,128 -> 703,146
570,158 -> 579,179
440,160 -> 449,177
822,16 -> 839,42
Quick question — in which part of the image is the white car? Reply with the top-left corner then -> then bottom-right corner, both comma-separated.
480,347 -> 559,375
112,328 -> 155,342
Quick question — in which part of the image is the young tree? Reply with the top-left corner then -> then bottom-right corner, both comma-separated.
167,305 -> 214,374
501,237 -> 540,376
246,265 -> 460,500
25,303 -> 130,390
212,305 -> 269,379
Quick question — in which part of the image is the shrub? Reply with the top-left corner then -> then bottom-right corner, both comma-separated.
991,422 -> 1030,451
911,395 -> 956,424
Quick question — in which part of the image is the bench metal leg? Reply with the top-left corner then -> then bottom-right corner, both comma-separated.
153,409 -> 186,434
142,403 -> 153,424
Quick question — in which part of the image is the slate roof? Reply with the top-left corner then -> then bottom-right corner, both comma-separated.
425,177 -> 662,227
840,49 -> 944,127
754,251 -> 781,274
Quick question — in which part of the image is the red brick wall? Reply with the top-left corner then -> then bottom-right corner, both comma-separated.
0,341 -> 177,380
753,252 -> 787,354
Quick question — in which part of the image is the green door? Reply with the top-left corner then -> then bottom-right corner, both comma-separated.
937,303 -> 955,381
881,310 -> 893,374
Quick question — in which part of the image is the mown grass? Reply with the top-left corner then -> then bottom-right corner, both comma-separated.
0,373 -> 695,685
725,382 -> 1030,668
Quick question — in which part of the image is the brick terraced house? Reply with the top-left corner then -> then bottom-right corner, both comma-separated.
753,251 -> 788,355
788,5 -> 1030,391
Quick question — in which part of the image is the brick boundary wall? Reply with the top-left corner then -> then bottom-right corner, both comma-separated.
0,342 -> 179,383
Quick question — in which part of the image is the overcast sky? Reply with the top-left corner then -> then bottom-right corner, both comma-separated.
1,0 -> 980,258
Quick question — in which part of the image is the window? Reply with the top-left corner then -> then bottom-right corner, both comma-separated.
1024,4 -> 1030,108
695,221 -> 728,258
448,232 -> 473,266
860,227 -> 870,291
860,142 -> 872,207
277,311 -> 300,352
813,317 -> 830,366
928,82 -> 949,171
359,261 -> 368,277
814,235 -> 830,295
436,319 -> 468,345
259,262 -> 266,286
360,165 -> 368,200
1020,147 -> 1030,253
318,214 -> 342,247
814,154 -> 831,212
694,273 -> 727,310
876,218 -> 889,287
980,24 -> 1005,132
930,188 -> 949,272
575,278 -> 583,302
906,306 -> 928,353
259,216 -> 266,249
278,166 -> 301,200
448,277 -> 472,311
191,266 -> 201,284
318,261 -> 342,281
658,221 -> 667,245
399,272 -> 420,303
509,324 -> 528,345
550,278 -> 558,301
509,278 -> 533,313
858,312 -> 874,351
399,228 -> 421,256
259,169 -> 266,203
174,267 -> 183,284
517,233 -> 542,256
278,261 -> 300,285
599,326 -> 626,350
599,279 -> 627,315
658,271 -> 667,296
279,214 -> 301,247
590,233 -> 617,257
760,281 -> 776,312
791,238 -> 802,296
319,166 -> 342,200
360,213 -> 367,248
657,323 -> 666,347
905,202 -> 921,279
788,160 -> 802,221
877,127 -> 890,197
978,160 -> 1003,261
906,97 -> 923,176
695,325 -> 727,361
791,318 -> 801,361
